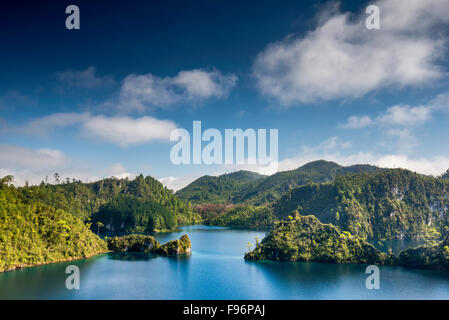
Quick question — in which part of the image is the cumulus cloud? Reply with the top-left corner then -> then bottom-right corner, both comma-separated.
338,115 -> 374,129
158,175 -> 200,192
253,0 -> 449,105
117,69 -> 237,112
103,163 -> 135,179
8,113 -> 177,146
13,112 -> 91,137
378,105 -> 432,126
82,115 -> 176,146
56,66 -> 116,89
0,145 -> 67,170
0,145 -> 91,186
340,89 -> 449,130
0,146 -> 139,186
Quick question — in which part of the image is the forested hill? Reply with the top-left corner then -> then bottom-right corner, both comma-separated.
273,169 -> 449,241
17,174 -> 201,233
176,170 -> 266,204
177,160 -> 384,205
0,179 -> 107,272
245,214 -> 393,265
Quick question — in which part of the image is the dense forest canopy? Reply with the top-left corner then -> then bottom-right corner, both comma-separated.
16,174 -> 200,234
0,180 -> 107,272
245,214 -> 393,265
272,169 -> 449,241
176,170 -> 266,204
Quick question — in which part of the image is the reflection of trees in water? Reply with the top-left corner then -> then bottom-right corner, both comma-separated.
107,252 -> 155,261
107,252 -> 192,262
244,260 -> 365,283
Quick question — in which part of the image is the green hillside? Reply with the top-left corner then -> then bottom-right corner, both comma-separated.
176,170 -> 266,204
22,174 -> 201,233
245,214 -> 393,265
177,160 -> 383,205
273,169 -> 449,241
0,178 -> 107,272
398,237 -> 449,272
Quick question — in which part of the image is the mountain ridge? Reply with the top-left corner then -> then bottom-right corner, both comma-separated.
177,160 -> 385,205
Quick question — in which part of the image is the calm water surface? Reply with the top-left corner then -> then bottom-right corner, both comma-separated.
0,225 -> 448,299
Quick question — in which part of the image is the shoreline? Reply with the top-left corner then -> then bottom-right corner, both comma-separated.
0,250 -> 111,274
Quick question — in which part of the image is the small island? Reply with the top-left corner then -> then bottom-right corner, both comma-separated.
398,237 -> 449,272
244,212 -> 449,272
106,234 -> 192,256
245,212 -> 394,265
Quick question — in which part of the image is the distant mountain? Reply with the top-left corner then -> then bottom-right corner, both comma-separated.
177,160 -> 384,205
176,170 -> 266,204
272,169 -> 449,241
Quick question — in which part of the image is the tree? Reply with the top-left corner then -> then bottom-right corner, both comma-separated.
54,173 -> 60,185
247,242 -> 253,253
96,221 -> 104,235
0,175 -> 14,186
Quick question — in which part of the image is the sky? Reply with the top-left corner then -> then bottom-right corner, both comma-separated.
1,0 -> 449,190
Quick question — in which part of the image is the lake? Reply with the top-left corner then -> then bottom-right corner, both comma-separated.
0,225 -> 448,299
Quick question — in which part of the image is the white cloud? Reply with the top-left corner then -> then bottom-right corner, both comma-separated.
0,145 -> 94,186
56,66 -> 115,89
273,136 -> 449,176
14,112 -> 91,137
253,0 -> 449,105
0,145 -> 67,170
9,113 -> 177,147
103,163 -> 135,180
340,91 -> 449,130
82,115 -> 176,146
378,105 -> 432,126
158,175 -> 200,192
117,69 -> 237,112
0,146 -> 139,186
338,115 -> 374,129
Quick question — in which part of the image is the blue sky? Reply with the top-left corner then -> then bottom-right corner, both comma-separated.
1,0 -> 449,190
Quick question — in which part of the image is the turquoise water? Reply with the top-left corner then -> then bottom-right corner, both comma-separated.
0,225 -> 448,299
